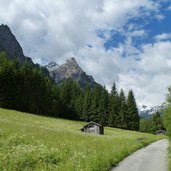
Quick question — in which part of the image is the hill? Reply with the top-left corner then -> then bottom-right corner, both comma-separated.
0,108 -> 163,171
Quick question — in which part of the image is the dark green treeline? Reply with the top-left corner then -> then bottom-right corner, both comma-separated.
0,52 -> 139,131
164,87 -> 171,136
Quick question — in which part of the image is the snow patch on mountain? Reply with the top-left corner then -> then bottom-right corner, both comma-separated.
45,61 -> 60,72
139,102 -> 167,118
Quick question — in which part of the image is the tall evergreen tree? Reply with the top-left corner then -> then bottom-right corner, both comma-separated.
152,111 -> 164,132
89,86 -> 101,122
98,87 -> 110,126
74,94 -> 84,119
82,86 -> 92,121
126,90 -> 139,131
118,89 -> 127,129
108,83 -> 118,127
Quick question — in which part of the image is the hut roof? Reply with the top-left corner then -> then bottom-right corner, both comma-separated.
155,130 -> 166,134
82,121 -> 102,128
80,121 -> 102,131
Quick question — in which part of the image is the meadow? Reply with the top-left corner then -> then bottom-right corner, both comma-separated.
169,140 -> 171,171
0,108 -> 164,171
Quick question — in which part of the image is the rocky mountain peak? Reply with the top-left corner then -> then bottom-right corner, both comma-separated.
0,24 -> 26,62
58,57 -> 84,76
0,24 -> 11,34
48,61 -> 58,66
46,57 -> 99,87
66,57 -> 77,64
65,57 -> 83,72
45,61 -> 60,72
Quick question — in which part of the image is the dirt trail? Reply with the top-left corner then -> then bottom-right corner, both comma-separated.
111,139 -> 169,171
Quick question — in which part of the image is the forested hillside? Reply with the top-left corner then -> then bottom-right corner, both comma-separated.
0,52 -> 139,130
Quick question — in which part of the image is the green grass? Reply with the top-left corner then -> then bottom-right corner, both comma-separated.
168,140 -> 171,171
0,108 -> 164,171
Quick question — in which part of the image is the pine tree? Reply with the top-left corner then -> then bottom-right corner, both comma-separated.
118,89 -> 127,129
152,111 -> 164,132
50,85 -> 61,117
108,83 -> 118,127
89,86 -> 102,122
126,90 -> 139,131
82,86 -> 92,121
0,58 -> 21,109
74,94 -> 84,119
98,87 -> 110,126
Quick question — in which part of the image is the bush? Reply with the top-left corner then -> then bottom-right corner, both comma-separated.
164,106 -> 171,136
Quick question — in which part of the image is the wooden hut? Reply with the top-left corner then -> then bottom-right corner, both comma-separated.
80,121 -> 104,135
155,130 -> 166,135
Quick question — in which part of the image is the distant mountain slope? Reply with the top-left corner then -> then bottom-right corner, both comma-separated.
46,57 -> 99,87
139,103 -> 167,118
0,24 -> 32,63
45,61 -> 60,72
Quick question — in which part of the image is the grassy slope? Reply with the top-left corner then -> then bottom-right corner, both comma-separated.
169,140 -> 171,171
0,108 -> 164,171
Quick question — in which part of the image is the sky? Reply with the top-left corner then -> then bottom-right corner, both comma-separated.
0,0 -> 171,107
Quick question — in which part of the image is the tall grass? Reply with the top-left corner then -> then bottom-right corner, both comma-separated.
168,140 -> 171,171
0,108 -> 163,171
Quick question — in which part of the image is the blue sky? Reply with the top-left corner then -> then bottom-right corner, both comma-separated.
104,1 -> 171,51
0,0 -> 171,107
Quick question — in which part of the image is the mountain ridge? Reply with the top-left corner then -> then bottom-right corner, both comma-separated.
139,103 -> 167,118
0,24 -> 33,63
0,24 -> 98,87
46,57 -> 100,87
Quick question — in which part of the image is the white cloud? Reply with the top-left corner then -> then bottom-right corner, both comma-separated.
129,30 -> 147,37
118,41 -> 171,106
155,14 -> 165,21
1,0 -> 169,107
155,33 -> 171,42
167,5 -> 171,11
0,0 -> 159,61
76,40 -> 171,107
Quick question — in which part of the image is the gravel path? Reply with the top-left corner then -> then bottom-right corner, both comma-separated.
111,139 -> 169,171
